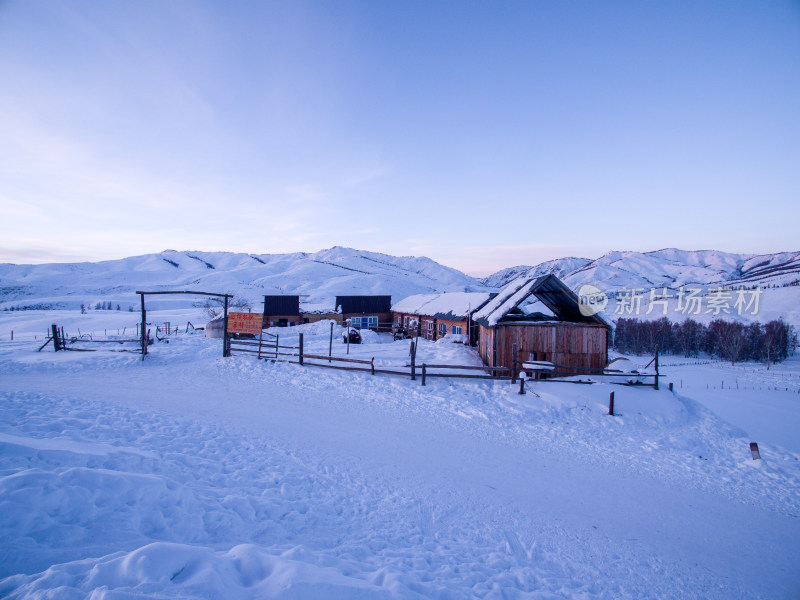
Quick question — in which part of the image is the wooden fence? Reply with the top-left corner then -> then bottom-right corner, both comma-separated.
230,332 -> 658,388
228,333 -> 513,383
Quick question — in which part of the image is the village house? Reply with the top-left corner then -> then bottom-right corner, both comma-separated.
336,295 -> 393,331
471,274 -> 610,375
391,292 -> 495,344
259,295 -> 392,330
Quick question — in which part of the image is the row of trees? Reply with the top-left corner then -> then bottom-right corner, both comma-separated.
82,302 -> 124,312
613,317 -> 796,365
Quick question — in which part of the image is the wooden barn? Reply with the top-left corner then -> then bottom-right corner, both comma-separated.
391,292 -> 495,344
472,275 -> 610,375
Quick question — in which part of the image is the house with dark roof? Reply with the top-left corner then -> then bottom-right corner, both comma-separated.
259,295 -> 393,329
391,292 -> 495,344
336,295 -> 393,330
472,274 -> 610,375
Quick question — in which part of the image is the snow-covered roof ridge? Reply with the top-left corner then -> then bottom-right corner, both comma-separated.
473,274 -> 610,328
472,277 -> 545,327
392,291 -> 495,319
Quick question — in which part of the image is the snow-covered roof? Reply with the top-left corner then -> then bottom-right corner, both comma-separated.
391,292 -> 495,320
472,274 -> 609,328
472,279 -> 543,327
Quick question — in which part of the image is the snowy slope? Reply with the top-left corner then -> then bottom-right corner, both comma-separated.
1,316 -> 799,598
483,249 -> 800,290
0,247 -> 486,312
481,257 -> 592,289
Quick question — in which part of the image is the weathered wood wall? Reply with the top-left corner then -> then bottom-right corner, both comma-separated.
479,322 -> 608,373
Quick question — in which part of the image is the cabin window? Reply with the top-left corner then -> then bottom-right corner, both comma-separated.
439,323 -> 447,336
452,325 -> 462,334
350,316 -> 378,329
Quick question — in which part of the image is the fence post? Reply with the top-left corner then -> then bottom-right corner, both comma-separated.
608,391 -> 615,416
329,322 -> 333,363
518,375 -> 524,395
410,340 -> 416,380
299,334 -> 304,365
654,345 -> 659,390
222,295 -> 230,357
371,357 -> 374,375
421,364 -> 426,386
51,324 -> 61,351
275,334 -> 279,360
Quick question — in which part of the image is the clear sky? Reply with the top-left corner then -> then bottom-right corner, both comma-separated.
1,0 -> 798,276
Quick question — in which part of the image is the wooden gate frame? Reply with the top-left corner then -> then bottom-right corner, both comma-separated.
136,290 -> 233,360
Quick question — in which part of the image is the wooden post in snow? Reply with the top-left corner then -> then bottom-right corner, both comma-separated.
222,295 -> 230,357
654,345 -> 659,390
608,391 -> 615,416
421,364 -> 426,386
299,333 -> 304,365
750,442 -> 761,460
139,292 -> 147,359
410,339 -> 417,380
51,324 -> 61,352
328,322 -> 333,363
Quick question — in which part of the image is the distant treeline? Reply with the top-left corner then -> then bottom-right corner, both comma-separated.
613,317 -> 796,365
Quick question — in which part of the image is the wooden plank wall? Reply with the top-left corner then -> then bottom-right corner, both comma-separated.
485,322 -> 608,373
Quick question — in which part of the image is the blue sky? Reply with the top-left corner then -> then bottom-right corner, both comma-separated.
1,0 -> 798,275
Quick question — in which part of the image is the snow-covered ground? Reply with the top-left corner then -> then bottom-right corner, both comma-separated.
1,310 -> 799,598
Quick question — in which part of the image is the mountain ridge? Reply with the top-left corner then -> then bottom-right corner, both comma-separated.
481,248 -> 800,291
0,247 -> 487,311
2,247 -> 798,325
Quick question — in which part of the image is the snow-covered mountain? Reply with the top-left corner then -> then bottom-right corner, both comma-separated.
482,257 -> 592,289
0,247 -> 486,311
482,249 -> 800,291
3,247 -> 798,326
482,249 -> 800,329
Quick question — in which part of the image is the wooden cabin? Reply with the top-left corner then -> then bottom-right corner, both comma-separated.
336,295 -> 393,331
391,292 -> 495,344
472,274 -> 609,376
262,295 -> 304,327
261,295 -> 353,327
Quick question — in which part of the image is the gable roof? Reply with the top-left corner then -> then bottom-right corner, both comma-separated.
335,295 -> 392,314
391,292 -> 495,321
473,274 -> 609,328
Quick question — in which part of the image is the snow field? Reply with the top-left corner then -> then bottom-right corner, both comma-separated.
1,313 -> 799,598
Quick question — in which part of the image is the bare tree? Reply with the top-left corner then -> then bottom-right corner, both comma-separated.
202,294 -> 252,319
